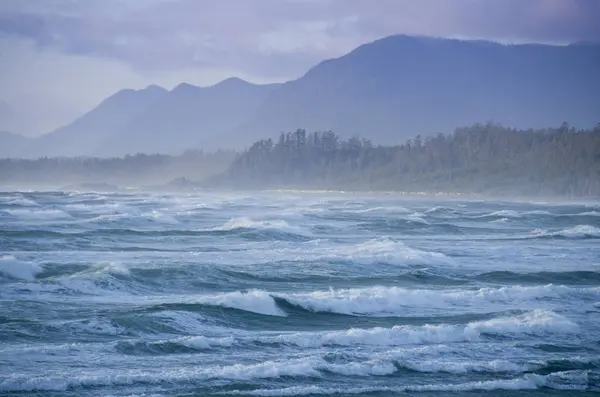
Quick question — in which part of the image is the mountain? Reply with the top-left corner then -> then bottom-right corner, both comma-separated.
96,77 -> 281,156
228,35 -> 600,146
11,35 -> 600,158
28,85 -> 168,157
0,131 -> 31,158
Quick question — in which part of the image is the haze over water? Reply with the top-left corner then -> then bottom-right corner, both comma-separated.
1,190 -> 599,396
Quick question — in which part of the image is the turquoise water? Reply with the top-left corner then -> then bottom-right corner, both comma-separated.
1,191 -> 599,396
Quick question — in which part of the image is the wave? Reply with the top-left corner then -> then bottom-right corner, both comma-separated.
195,289 -> 286,316
326,237 -> 450,266
0,255 -> 42,281
476,209 -> 555,219
476,270 -> 600,285
3,354 -> 590,393
277,284 -> 599,316
115,335 -> 235,354
0,194 -> 39,207
349,206 -> 412,214
1,208 -> 72,221
149,311 -> 214,334
424,206 -> 457,214
534,225 -> 600,239
576,211 -> 600,216
225,371 -> 590,395
0,357 -> 372,392
215,217 -> 295,232
262,310 -> 578,348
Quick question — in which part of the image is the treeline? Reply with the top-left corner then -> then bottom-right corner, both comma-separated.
0,150 -> 236,189
221,123 -> 600,197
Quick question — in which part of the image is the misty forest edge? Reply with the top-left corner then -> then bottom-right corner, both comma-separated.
2,122 -> 600,198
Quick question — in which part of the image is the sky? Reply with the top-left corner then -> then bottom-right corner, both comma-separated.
0,0 -> 599,136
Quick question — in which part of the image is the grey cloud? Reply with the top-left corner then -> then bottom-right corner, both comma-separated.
1,0 -> 599,134
2,0 -> 599,75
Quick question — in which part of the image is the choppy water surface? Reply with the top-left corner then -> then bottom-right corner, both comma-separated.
1,190 -> 599,396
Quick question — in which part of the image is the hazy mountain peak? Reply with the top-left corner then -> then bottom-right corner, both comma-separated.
144,84 -> 168,93
172,82 -> 201,93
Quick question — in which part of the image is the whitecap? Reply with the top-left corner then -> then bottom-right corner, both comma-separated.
224,372 -> 588,395
325,237 -> 450,266
267,310 -> 578,348
215,217 -> 296,233
0,255 -> 42,281
534,225 -> 600,238
278,284 -> 597,316
195,289 -> 286,317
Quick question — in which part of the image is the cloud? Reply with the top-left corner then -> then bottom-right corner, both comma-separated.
1,0 -> 599,135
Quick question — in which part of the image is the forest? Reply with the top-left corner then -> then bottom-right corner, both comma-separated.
219,122 -> 600,197
0,149 -> 236,189
1,122 -> 599,197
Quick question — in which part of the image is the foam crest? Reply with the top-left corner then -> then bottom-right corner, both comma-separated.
4,208 -> 71,220
0,358 -> 321,392
400,359 -> 528,374
117,335 -> 235,351
197,289 -> 285,316
216,217 -> 296,232
270,310 -> 577,348
226,372 -> 589,396
0,255 -> 42,281
330,238 -> 449,266
351,206 -> 411,214
1,194 -> 38,206
484,210 -> 521,218
577,211 -> 600,216
141,210 -> 180,225
467,309 -> 580,336
424,206 -> 455,214
279,285 -> 592,316
535,225 -> 600,238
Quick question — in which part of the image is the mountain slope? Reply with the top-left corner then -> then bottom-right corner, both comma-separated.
97,77 -> 281,156
228,35 -> 600,147
30,85 -> 168,157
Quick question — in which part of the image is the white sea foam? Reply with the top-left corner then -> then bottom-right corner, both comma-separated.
175,335 -> 235,349
266,310 -> 578,348
0,358 -> 320,392
0,255 -> 42,281
215,217 -> 297,233
141,210 -> 180,225
576,211 -> 600,216
2,195 -> 38,206
485,210 -> 521,218
279,285 -> 596,316
398,358 -> 528,373
351,206 -> 412,214
196,289 -> 286,316
151,311 -> 212,334
534,225 -> 600,238
118,335 -> 235,351
4,208 -> 72,220
60,318 -> 125,337
327,238 -> 450,266
225,371 -> 589,395
424,206 -> 455,214
479,209 -> 553,219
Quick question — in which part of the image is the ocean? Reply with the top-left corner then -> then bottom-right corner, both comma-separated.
0,190 -> 599,396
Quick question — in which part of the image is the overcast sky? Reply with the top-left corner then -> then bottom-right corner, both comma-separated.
1,0 -> 599,136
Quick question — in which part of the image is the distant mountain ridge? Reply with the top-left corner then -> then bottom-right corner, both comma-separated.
4,34 -> 600,158
97,77 -> 281,156
230,35 -> 600,146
